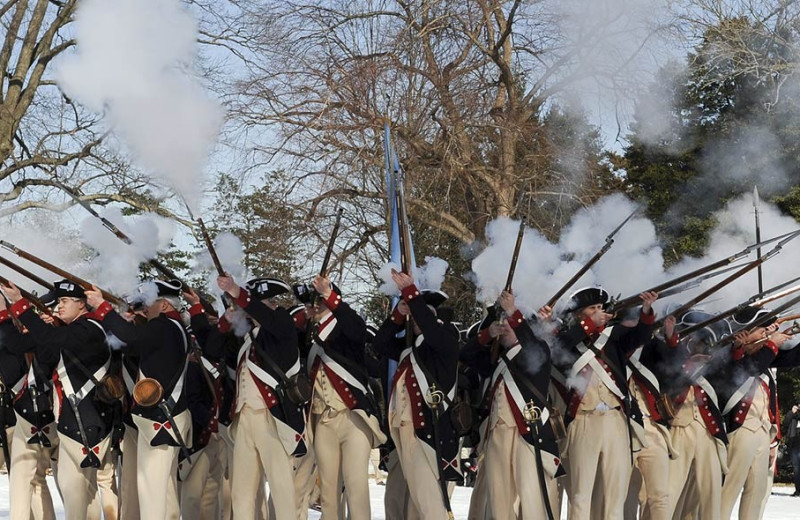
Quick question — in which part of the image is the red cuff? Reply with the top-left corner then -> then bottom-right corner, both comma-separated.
764,340 -> 779,357
93,300 -> 114,320
0,309 -> 10,323
478,328 -> 492,347
391,306 -> 404,325
218,316 -> 231,334
231,287 -> 251,308
324,291 -> 342,312
579,318 -> 601,337
667,332 -> 679,348
732,345 -> 744,361
639,309 -> 655,325
506,309 -> 525,329
188,303 -> 204,317
10,299 -> 32,319
401,284 -> 422,302
292,311 -> 307,330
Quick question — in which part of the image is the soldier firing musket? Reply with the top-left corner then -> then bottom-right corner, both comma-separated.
289,206 -> 385,520
0,277 -> 117,518
84,277 -> 193,519
459,227 -> 564,520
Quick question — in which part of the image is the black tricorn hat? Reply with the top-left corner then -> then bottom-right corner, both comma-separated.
42,280 -> 86,302
731,307 -> 775,329
464,320 -> 482,339
365,324 -> 378,344
676,309 -> 732,345
246,278 -> 291,300
293,281 -> 341,304
565,286 -> 609,313
288,304 -> 306,317
465,305 -> 501,339
154,279 -> 182,298
421,289 -> 449,309
48,280 -> 86,301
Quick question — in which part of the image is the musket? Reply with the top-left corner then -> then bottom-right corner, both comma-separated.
545,209 -> 638,308
0,274 -> 54,316
395,171 -> 414,349
490,219 -> 526,364
655,262 -> 750,300
58,179 -> 213,306
320,208 -> 344,278
776,313 -> 800,325
655,230 -> 800,326
753,187 -> 763,294
707,292 -> 800,350
609,230 -> 800,313
196,218 -> 226,277
677,277 -> 800,337
53,180 -> 134,245
187,220 -> 232,410
746,321 -> 800,348
304,208 -> 344,349
0,240 -> 125,308
0,255 -> 54,291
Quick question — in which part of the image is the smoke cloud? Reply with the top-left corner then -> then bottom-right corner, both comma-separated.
55,0 -> 223,211
471,192 -> 800,321
79,208 -> 176,295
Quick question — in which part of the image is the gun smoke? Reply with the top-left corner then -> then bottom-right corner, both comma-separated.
55,0 -> 223,212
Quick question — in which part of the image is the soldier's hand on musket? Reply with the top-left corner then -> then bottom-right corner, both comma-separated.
537,305 -> 553,322
0,280 -> 22,303
312,275 -> 332,299
588,306 -> 613,327
733,330 -> 749,348
183,288 -> 200,306
0,294 -> 6,311
40,313 -> 56,325
498,320 -> 517,347
85,285 -> 105,309
498,290 -> 516,315
217,274 -> 240,299
640,291 -> 658,314
769,331 -> 790,349
765,322 -> 780,334
390,269 -> 414,291
664,315 -> 676,340
396,300 -> 411,316
487,321 -> 504,340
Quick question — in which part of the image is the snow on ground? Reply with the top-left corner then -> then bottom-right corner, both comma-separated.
0,477 -> 798,518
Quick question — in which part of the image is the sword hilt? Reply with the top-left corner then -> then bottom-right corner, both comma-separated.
522,399 -> 542,424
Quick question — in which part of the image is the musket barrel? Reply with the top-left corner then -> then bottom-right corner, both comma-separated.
0,256 -> 54,291
0,240 -> 124,307
709,292 -> 800,349
0,275 -> 52,316
504,220 -> 525,292
544,210 -> 637,309
196,218 -> 226,277
320,208 -> 344,277
675,279 -> 800,337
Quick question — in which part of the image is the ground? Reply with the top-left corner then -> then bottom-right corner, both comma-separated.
0,477 -> 798,518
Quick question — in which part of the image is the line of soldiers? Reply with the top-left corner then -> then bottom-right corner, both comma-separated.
0,266 -> 797,520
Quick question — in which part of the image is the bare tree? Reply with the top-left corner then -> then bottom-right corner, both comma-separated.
0,0 -> 193,224
218,1 -> 664,252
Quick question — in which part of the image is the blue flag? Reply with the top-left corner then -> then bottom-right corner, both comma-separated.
383,120 -> 417,390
